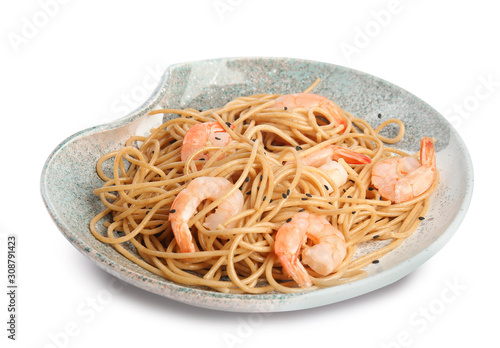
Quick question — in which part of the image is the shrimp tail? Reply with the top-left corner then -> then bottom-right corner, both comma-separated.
331,146 -> 372,164
420,137 -> 436,168
279,251 -> 312,288
286,260 -> 313,288
170,220 -> 196,253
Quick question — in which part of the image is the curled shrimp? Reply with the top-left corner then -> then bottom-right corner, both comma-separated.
371,137 -> 437,203
181,122 -> 234,162
274,212 -> 347,288
272,93 -> 347,132
300,145 -> 371,191
169,177 -> 244,253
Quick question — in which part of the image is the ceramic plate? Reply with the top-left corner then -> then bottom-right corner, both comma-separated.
40,57 -> 473,312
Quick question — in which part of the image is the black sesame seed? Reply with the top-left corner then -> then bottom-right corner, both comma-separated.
245,177 -> 250,182
225,122 -> 231,127
368,187 -> 374,191
301,198 -> 308,201
246,191 -> 252,195
347,195 -> 352,198
263,196 -> 267,201
282,193 -> 287,199
373,235 -> 380,239
270,199 -> 273,203
377,113 -> 382,119
418,216 -> 425,221
260,175 -> 263,181
286,189 -> 290,196
199,158 -> 205,160
215,137 -> 221,140
299,208 -> 305,212
284,107 -> 288,110
352,211 -> 356,214
328,202 -> 333,205
306,193 -> 312,197
286,218 -> 292,223
257,186 -> 260,190
295,145 -> 302,151
372,260 -> 380,264
324,185 -> 329,190
169,209 -> 176,214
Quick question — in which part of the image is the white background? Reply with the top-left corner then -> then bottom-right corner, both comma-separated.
1,1 -> 499,347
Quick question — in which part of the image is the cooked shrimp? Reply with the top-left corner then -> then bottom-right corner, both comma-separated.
302,145 -> 372,166
314,160 -> 349,191
169,177 -> 244,253
301,145 -> 371,191
272,93 -> 347,131
371,137 -> 437,203
181,122 -> 234,162
274,212 -> 347,288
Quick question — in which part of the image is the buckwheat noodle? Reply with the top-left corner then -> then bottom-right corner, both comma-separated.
89,79 -> 439,294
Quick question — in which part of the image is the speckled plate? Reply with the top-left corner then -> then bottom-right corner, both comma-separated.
40,57 -> 473,312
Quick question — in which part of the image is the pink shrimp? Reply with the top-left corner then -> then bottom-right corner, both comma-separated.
302,145 -> 372,166
371,137 -> 437,203
169,177 -> 244,253
180,122 -> 235,162
271,93 -> 347,132
300,145 -> 371,191
274,212 -> 347,288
